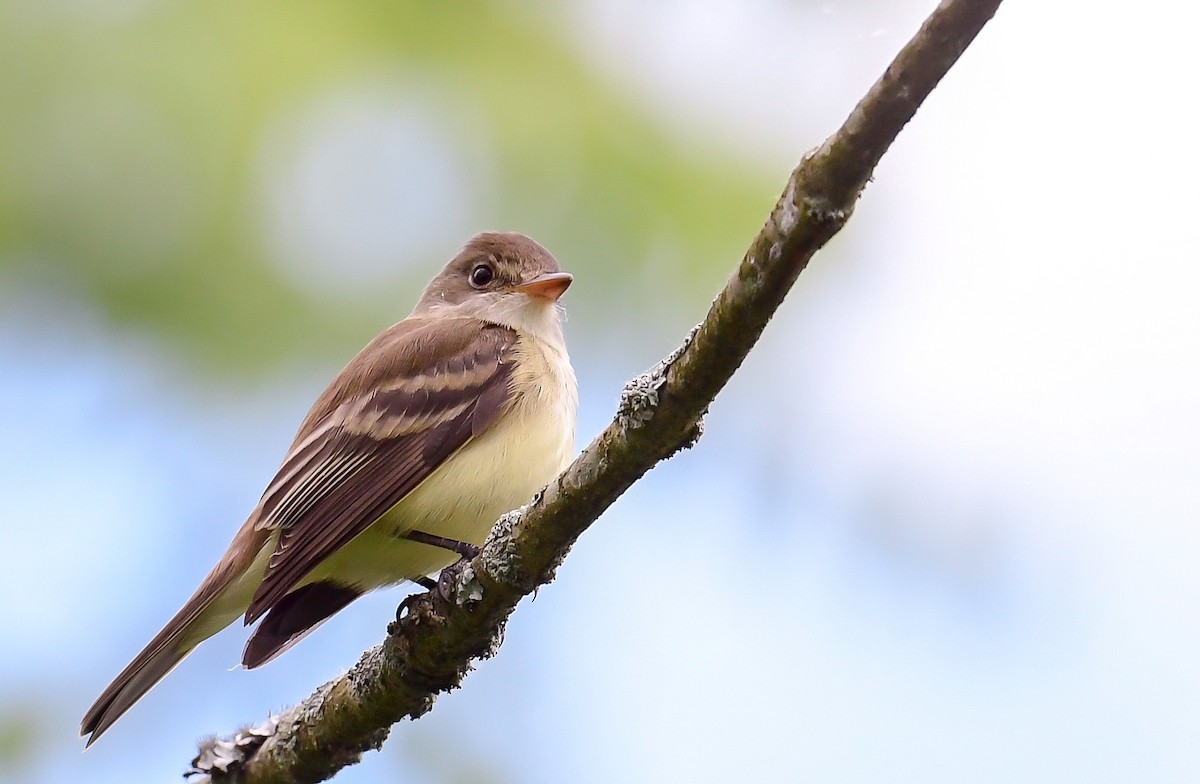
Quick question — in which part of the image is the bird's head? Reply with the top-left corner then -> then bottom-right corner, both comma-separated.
414,232 -> 572,341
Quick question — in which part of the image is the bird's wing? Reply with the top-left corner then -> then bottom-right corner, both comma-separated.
243,317 -> 517,624
81,317 -> 517,745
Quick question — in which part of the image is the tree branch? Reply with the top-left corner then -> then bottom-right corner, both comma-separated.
190,1 -> 1004,781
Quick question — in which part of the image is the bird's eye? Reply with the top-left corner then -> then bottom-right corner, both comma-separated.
469,264 -> 494,288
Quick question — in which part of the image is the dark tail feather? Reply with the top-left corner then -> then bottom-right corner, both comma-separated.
81,559 -> 255,746
242,581 -> 360,669
81,606 -> 201,747
82,524 -> 269,745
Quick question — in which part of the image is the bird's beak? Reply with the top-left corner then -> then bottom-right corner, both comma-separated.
513,272 -> 573,302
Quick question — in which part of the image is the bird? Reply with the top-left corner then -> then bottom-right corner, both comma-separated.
81,231 -> 578,745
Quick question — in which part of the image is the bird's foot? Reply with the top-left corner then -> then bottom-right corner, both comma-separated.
391,532 -> 483,630
403,530 -> 481,559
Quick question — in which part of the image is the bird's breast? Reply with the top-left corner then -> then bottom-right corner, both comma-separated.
319,332 -> 577,588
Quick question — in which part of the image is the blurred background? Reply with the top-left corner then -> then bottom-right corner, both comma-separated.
2,1 -> 1198,782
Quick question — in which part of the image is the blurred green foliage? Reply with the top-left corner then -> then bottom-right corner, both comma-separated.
0,696 -> 40,778
0,0 -> 775,375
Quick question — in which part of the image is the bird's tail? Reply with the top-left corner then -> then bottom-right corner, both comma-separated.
80,564 -> 252,746
81,632 -> 191,745
80,605 -> 200,746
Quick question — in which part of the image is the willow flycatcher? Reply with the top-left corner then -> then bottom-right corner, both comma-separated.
81,231 -> 577,744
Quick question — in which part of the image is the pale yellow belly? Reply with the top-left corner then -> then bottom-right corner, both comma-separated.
304,348 -> 576,589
